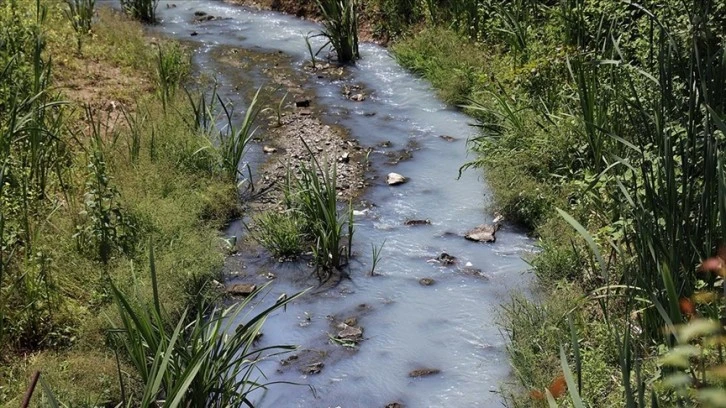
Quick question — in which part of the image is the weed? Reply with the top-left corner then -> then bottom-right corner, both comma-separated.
120,0 -> 158,23
156,42 -> 190,111
248,210 -> 305,259
284,141 -> 355,281
63,0 -> 95,54
110,245 -> 305,406
315,0 -> 360,64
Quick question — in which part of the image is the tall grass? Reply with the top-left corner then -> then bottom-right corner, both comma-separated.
120,0 -> 158,23
283,141 -> 355,281
214,88 -> 263,185
111,243 -> 305,406
315,0 -> 360,64
156,43 -> 190,111
63,0 -> 95,53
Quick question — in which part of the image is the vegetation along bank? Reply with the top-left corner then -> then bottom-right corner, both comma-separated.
3,0 -> 726,406
241,0 -> 726,406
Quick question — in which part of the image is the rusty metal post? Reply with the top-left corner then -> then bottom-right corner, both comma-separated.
20,370 -> 41,408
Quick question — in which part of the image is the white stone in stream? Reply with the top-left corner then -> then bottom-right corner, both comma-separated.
263,145 -> 277,154
387,173 -> 407,186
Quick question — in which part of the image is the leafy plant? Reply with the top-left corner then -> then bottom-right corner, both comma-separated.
369,239 -> 385,276
315,0 -> 360,64
214,87 -> 263,185
284,141 -> 355,281
110,242 -> 306,406
248,210 -> 305,259
156,43 -> 190,111
120,0 -> 158,23
63,0 -> 95,53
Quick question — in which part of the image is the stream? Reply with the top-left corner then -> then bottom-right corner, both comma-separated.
152,1 -> 535,406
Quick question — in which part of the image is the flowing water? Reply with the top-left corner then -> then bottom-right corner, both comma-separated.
152,2 -> 535,406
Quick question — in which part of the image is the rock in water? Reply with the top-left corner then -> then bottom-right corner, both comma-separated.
465,224 -> 497,242
465,215 -> 503,243
263,145 -> 277,154
387,173 -> 407,185
404,219 -> 431,226
408,368 -> 441,378
419,277 -> 435,286
302,362 -> 324,375
437,252 -> 457,265
226,283 -> 256,297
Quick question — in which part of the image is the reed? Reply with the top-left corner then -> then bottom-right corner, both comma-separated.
63,0 -> 95,53
119,0 -> 158,23
111,242 -> 305,406
315,0 -> 360,64
284,140 -> 354,281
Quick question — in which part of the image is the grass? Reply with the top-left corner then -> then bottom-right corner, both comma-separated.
120,0 -> 158,23
109,247 -> 304,407
315,0 -> 360,64
62,0 -> 94,53
248,210 -> 306,259
0,1 -> 251,405
389,0 -> 726,406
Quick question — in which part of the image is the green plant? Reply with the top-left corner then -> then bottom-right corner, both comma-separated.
156,43 -> 190,111
63,0 -> 95,53
284,141 -> 354,281
304,32 -> 318,70
120,0 -> 158,23
248,210 -> 305,259
183,84 -> 218,135
275,92 -> 288,127
76,107 -> 138,264
110,243 -> 306,406
315,0 -> 360,64
369,239 -> 385,276
121,104 -> 146,164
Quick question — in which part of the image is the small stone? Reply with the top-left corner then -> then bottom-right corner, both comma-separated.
194,14 -> 215,22
297,108 -> 312,116
337,325 -> 363,341
344,317 -> 358,326
302,362 -> 324,375
439,135 -> 457,142
351,93 -> 366,102
386,403 -> 404,408
461,267 -> 489,279
387,173 -> 407,186
263,145 -> 277,154
339,152 -> 350,163
419,278 -> 435,286
408,368 -> 441,378
404,219 -> 431,226
437,252 -> 457,266
295,98 -> 311,108
190,31 -> 198,36
194,10 -> 207,16
226,283 -> 257,297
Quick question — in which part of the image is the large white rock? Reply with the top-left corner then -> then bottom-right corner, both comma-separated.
387,172 -> 407,186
